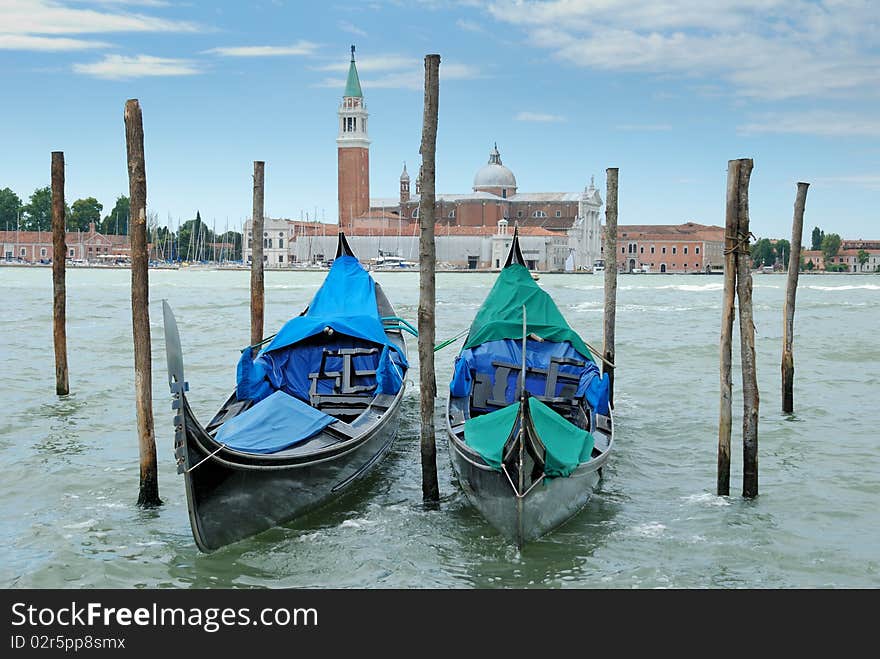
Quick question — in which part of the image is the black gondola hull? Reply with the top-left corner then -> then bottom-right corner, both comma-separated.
447,431 -> 606,547
180,397 -> 402,552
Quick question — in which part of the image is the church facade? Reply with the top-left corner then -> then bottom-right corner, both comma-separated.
336,47 -> 604,270
244,47 -> 603,271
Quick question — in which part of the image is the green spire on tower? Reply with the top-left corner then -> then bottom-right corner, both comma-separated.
344,44 -> 363,98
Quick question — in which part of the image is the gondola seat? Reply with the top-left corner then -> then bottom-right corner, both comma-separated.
451,337 -> 609,417
307,346 -> 379,418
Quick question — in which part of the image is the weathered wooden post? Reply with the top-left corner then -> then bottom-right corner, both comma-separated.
51,151 -> 69,396
602,167 -> 619,409
251,161 -> 265,346
782,182 -> 809,414
418,53 -> 441,502
733,159 -> 758,498
717,159 -> 741,496
125,99 -> 161,507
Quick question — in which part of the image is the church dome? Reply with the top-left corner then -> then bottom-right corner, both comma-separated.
473,144 -> 517,191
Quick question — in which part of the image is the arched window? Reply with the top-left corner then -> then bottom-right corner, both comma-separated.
532,210 -> 547,218
413,207 -> 419,218
448,209 -> 455,218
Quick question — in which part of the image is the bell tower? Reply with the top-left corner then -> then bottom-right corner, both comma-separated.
337,45 -> 370,230
399,162 -> 410,204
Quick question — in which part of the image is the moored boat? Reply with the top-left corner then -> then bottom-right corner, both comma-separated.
445,229 -> 613,547
162,233 -> 409,552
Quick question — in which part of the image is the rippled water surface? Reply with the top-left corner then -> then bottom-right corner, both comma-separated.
1,267 -> 878,588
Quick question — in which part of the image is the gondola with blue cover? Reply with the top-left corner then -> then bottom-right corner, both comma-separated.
445,229 -> 613,547
163,233 -> 408,552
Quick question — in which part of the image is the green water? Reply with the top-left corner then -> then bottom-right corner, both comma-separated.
1,267 -> 878,588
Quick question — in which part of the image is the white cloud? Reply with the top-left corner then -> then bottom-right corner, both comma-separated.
314,54 -> 416,73
70,1 -> 171,6
1,0 -> 200,34
314,53 -> 481,90
338,21 -> 367,37
485,0 -> 880,100
316,62 -> 481,90
0,34 -> 111,50
456,19 -> 484,32
615,123 -> 673,131
811,175 -> 880,191
73,1 -> 172,6
738,111 -> 880,138
73,54 -> 200,79
204,41 -> 319,57
515,111 -> 565,122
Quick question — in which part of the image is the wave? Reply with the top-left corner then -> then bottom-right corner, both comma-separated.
808,284 -> 880,291
653,283 -> 725,292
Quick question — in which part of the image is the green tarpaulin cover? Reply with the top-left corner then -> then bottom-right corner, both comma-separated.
463,403 -> 519,470
463,263 -> 593,362
528,398 -> 595,478
462,398 -> 595,477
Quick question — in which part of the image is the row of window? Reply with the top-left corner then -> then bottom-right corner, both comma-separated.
516,210 -> 563,218
622,245 -> 700,255
401,208 -> 566,220
247,238 -> 284,249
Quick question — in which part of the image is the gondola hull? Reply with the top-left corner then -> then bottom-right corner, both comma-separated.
179,395 -> 402,552
163,239 -> 408,552
448,445 -> 603,546
447,412 -> 611,547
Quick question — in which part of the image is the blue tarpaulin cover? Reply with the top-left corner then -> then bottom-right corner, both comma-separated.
450,338 -> 609,415
236,255 -> 407,403
215,390 -> 335,454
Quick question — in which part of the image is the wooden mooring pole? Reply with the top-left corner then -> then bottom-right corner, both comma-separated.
418,53 -> 441,502
717,159 -> 741,496
783,182 -> 809,414
125,99 -> 161,507
251,161 -> 265,346
734,159 -> 758,498
603,167 -> 619,409
51,151 -> 69,396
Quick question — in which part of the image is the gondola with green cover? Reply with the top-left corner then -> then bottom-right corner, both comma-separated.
445,229 -> 614,547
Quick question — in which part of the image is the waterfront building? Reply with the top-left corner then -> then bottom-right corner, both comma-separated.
601,222 -> 725,274
802,248 -> 880,272
0,222 -> 134,263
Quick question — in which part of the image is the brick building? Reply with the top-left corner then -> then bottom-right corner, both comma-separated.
1,222 -> 133,263
333,46 -> 604,269
601,222 -> 725,273
802,248 -> 880,272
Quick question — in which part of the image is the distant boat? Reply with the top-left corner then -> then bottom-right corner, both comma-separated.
444,229 -> 614,547
592,259 -> 605,274
162,233 -> 410,552
369,253 -> 417,270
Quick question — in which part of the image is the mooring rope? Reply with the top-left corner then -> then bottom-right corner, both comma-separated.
185,442 -> 227,474
724,230 -> 755,256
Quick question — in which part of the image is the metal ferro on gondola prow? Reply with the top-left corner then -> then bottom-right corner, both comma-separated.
162,300 -> 189,474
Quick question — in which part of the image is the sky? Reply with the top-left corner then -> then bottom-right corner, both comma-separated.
1,0 -> 878,239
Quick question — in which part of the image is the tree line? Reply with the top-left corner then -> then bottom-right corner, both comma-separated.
751,226 -> 873,272
1,186 -> 242,262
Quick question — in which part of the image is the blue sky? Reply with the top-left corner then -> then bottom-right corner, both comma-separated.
1,0 -> 878,239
